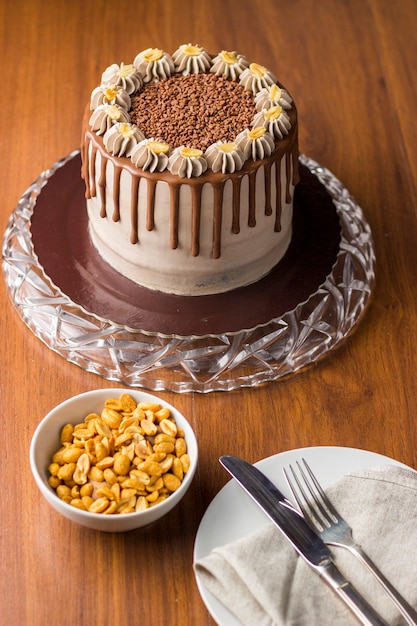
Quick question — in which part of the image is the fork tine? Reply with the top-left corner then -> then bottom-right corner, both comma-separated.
283,464 -> 326,532
301,458 -> 338,524
296,460 -> 330,520
282,467 -> 305,513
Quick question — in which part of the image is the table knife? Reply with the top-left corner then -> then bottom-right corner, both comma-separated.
220,455 -> 388,626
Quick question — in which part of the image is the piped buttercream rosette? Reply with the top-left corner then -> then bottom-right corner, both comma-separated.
210,50 -> 249,80
101,62 -> 143,95
89,104 -> 131,135
255,84 -> 292,111
168,147 -> 208,178
236,127 -> 275,160
133,48 -> 175,83
130,139 -> 171,172
172,44 -> 212,75
90,84 -> 131,111
103,123 -> 145,157
205,141 -> 246,173
239,62 -> 278,95
253,106 -> 292,139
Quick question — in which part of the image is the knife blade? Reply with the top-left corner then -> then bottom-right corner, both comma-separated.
220,455 -> 388,626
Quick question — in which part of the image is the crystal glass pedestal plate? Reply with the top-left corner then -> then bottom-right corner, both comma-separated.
2,152 -> 375,393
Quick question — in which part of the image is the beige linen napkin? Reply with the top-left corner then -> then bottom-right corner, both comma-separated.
194,466 -> 417,626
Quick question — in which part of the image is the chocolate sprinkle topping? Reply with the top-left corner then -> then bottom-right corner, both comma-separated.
130,73 -> 257,151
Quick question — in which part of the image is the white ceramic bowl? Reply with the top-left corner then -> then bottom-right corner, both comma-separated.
30,389 -> 198,532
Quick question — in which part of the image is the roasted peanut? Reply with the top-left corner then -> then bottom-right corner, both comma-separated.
88,466 -> 104,482
101,408 -> 122,429
135,496 -> 148,511
119,393 -> 137,413
154,407 -> 171,422
48,475 -> 61,489
146,477 -> 164,493
62,447 -> 84,464
113,453 -> 131,476
96,486 -> 115,500
103,468 -> 118,485
175,438 -> 187,458
56,484 -> 72,500
80,483 -> 93,498
172,457 -> 184,482
70,498 -> 87,510
48,462 -> 60,477
104,398 -> 123,411
73,453 -> 90,485
60,423 -> 74,444
163,473 -> 182,492
57,462 -> 76,482
138,460 -> 162,477
96,456 -> 115,470
103,501 -> 118,514
159,418 -> 178,437
154,441 -> 175,454
89,497 -> 111,513
180,454 -> 190,474
47,394 -> 190,515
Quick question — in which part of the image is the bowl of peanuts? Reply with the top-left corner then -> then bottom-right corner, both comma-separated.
30,389 -> 198,532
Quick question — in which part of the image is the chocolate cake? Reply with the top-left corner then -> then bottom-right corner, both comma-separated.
81,44 -> 299,296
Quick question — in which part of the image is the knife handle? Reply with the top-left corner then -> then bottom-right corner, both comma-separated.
319,560 -> 388,626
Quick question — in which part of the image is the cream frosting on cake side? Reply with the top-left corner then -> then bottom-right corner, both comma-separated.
81,45 -> 299,296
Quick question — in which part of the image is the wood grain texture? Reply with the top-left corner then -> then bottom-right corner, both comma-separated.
1,1 -> 417,624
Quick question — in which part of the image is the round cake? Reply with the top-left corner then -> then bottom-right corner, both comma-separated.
81,44 -> 299,296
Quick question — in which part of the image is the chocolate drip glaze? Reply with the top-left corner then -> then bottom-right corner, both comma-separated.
274,161 -> 282,232
146,180 -> 157,231
169,184 -> 180,249
112,165 -> 121,221
81,105 -> 299,258
191,186 -> 202,257
264,164 -> 272,217
231,178 -> 241,235
130,176 -> 140,244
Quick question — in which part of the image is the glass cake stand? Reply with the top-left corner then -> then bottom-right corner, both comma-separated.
2,151 -> 375,393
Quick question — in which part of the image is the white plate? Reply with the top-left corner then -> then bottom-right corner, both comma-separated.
193,446 -> 412,626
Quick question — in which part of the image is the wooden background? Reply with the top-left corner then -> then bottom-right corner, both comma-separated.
1,1 -> 417,624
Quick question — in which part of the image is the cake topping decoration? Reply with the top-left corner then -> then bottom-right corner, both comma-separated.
130,138 -> 170,172
210,50 -> 249,80
180,147 -> 203,158
89,104 -> 131,135
239,62 -> 278,94
133,48 -> 175,82
172,43 -> 212,75
255,83 -> 292,111
248,127 -> 268,139
250,63 -> 268,77
253,105 -> 291,139
221,51 -> 238,64
87,46 -> 295,176
130,72 -> 256,152
205,141 -> 246,173
235,127 -> 275,160
90,84 -> 131,111
146,140 -> 170,154
143,48 -> 164,62
101,62 -> 143,95
103,122 -> 145,157
168,146 -> 208,178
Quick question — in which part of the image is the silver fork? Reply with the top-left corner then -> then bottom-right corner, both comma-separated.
283,459 -> 417,626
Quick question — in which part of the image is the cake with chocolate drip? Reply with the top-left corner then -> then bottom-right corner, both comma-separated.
81,44 -> 299,296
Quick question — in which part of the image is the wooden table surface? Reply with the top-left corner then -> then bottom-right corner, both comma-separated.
1,1 -> 417,624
